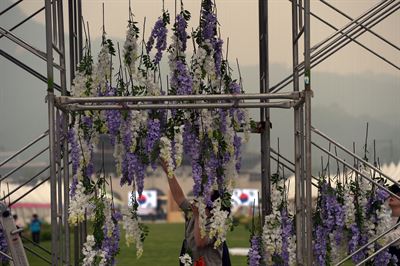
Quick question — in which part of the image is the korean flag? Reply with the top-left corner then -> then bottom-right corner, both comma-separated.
231,189 -> 259,206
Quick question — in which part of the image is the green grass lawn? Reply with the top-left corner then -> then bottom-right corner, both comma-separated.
25,223 -> 249,265
24,223 -> 354,265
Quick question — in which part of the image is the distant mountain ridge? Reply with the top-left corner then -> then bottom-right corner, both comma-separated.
1,0 -> 399,168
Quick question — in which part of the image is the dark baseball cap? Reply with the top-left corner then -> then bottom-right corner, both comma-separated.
389,183 -> 400,195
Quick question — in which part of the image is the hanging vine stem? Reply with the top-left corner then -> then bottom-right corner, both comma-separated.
102,3 -> 106,43
363,122 -> 369,161
276,137 -> 281,174
158,64 -> 163,92
225,37 -> 230,75
373,139 -> 377,167
138,17 -> 147,69
236,58 -> 244,94
117,42 -> 125,85
87,22 -> 92,56
128,0 -> 133,22
334,146 -> 341,182
191,28 -> 197,54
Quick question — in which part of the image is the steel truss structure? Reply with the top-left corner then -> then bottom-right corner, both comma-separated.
0,0 -> 398,265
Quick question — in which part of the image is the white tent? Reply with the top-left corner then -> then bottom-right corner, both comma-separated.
285,161 -> 400,200
4,182 -> 51,226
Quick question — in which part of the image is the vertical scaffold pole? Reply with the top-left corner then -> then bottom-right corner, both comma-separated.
292,0 -> 305,264
56,0 -> 70,262
45,0 -> 58,264
304,0 -> 313,264
258,0 -> 272,219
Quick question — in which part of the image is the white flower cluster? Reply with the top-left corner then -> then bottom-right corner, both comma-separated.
160,136 -> 174,178
142,71 -> 161,96
174,126 -> 184,168
123,23 -> 139,74
375,202 -> 392,246
202,41 -> 217,82
103,199 -> 114,238
82,235 -> 107,266
80,139 -> 92,169
199,109 -> 214,140
359,167 -> 376,254
343,186 -> 356,228
68,181 -> 93,225
122,208 -> 143,258
329,233 -> 342,264
113,142 -> 124,178
241,109 -> 251,143
191,47 -> 207,94
262,212 -> 282,265
209,198 -> 230,248
287,235 -> 297,266
224,156 -> 238,189
130,110 -> 148,152
196,197 -> 208,238
179,253 -> 193,266
168,35 -> 182,73
262,179 -> 285,265
71,71 -> 89,97
93,44 -> 111,94
223,114 -> 235,157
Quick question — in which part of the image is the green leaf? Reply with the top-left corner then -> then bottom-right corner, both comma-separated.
106,39 -> 116,56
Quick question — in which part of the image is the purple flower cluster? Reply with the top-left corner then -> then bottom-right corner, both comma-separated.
68,128 -> 80,176
121,152 -> 137,187
230,81 -> 241,94
183,122 -> 203,197
374,247 -> 394,266
82,115 -> 93,130
105,87 -> 121,146
102,210 -> 122,265
314,225 -> 328,266
281,209 -> 293,265
192,162 -> 203,197
313,181 -> 345,265
183,122 -> 200,160
70,176 -> 78,198
175,14 -> 188,52
218,109 -> 227,134
0,228 -> 8,264
146,119 -> 161,155
248,235 -> 262,266
146,17 -> 168,65
119,116 -> 146,194
213,38 -> 223,76
233,134 -> 242,171
348,224 -> 365,263
201,2 -> 217,41
135,161 -> 146,196
105,110 -> 121,146
203,152 -> 219,206
172,61 -> 193,95
200,1 -> 223,76
376,188 -> 390,202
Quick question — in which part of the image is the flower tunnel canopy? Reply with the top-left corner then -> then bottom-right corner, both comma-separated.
64,1 -> 266,263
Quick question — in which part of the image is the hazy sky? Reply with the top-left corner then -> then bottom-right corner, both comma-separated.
13,0 -> 400,76
1,0 -> 399,163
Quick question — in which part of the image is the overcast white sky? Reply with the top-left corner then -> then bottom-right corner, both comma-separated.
13,0 -> 400,76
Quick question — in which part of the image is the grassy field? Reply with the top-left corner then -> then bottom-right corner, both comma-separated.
24,223 -> 354,265
25,223 -> 249,265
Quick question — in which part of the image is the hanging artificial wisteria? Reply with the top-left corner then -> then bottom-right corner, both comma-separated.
64,0 -> 399,265
260,173 -> 296,266
67,0 -> 250,263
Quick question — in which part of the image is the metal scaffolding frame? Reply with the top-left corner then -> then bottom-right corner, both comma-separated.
0,0 -> 398,265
